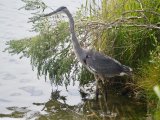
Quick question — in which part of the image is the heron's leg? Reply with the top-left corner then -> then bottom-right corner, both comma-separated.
94,74 -> 99,101
96,81 -> 99,101
104,81 -> 108,101
99,75 -> 108,101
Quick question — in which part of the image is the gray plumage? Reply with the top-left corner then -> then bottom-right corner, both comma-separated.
43,6 -> 132,99
83,50 -> 131,76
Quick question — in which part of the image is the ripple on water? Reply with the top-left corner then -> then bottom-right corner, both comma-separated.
8,58 -> 19,64
19,79 -> 31,83
2,73 -> 17,80
0,98 -> 11,103
7,106 -> 29,113
10,93 -> 21,96
19,86 -> 43,96
20,72 -> 28,75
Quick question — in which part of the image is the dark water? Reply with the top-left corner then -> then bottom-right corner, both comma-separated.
0,0 -> 148,119
0,90 -> 147,120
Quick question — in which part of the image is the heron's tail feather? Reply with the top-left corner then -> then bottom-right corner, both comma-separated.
122,65 -> 133,75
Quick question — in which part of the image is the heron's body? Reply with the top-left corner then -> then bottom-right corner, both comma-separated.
81,49 -> 131,77
43,6 -> 132,100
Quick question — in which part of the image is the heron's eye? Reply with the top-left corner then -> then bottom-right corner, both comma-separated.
86,55 -> 90,58
86,55 -> 88,58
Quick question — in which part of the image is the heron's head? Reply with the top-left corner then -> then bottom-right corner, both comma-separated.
53,6 -> 67,14
42,6 -> 68,19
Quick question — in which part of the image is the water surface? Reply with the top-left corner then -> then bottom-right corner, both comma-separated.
0,0 -> 82,118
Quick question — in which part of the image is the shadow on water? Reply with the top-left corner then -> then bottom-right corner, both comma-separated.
0,89 -> 147,120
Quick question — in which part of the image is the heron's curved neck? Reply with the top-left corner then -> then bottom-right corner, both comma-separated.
64,9 -> 82,52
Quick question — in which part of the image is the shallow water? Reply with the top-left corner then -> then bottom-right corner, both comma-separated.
0,0 -> 82,118
0,0 -> 147,119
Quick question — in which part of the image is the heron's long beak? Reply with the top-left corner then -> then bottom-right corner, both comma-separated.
41,6 -> 67,18
42,7 -> 64,17
42,11 -> 57,17
31,7 -> 63,22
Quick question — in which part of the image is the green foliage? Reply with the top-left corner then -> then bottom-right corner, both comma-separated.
137,46 -> 160,90
81,0 -> 160,117
78,67 -> 94,85
20,0 -> 47,11
154,85 -> 160,100
6,20 -> 77,86
84,0 -> 160,64
82,0 -> 160,93
153,85 -> 160,120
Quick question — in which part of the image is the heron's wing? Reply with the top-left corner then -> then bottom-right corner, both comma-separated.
85,50 -> 123,75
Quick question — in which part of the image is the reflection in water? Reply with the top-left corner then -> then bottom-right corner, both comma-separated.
0,86 -> 148,120
40,90 -> 147,120
0,90 -> 146,119
80,94 -> 146,120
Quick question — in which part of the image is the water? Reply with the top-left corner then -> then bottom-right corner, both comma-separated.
0,0 -> 82,118
0,0 -> 147,119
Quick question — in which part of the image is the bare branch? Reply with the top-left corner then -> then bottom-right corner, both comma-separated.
121,24 -> 160,30
86,15 -> 160,30
122,10 -> 160,17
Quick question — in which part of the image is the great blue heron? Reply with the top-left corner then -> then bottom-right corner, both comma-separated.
43,6 -> 132,100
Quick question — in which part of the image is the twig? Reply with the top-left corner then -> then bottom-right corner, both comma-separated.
122,10 -> 160,17
87,16 -> 143,28
121,24 -> 160,30
86,16 -> 160,30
